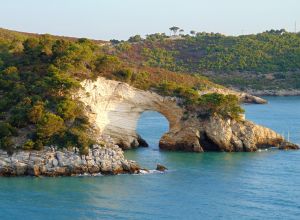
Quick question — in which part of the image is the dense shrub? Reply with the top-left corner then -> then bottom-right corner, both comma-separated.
113,69 -> 133,82
28,101 -> 45,124
128,35 -> 143,43
36,113 -> 65,140
23,139 -> 35,150
198,93 -> 245,120
57,99 -> 81,121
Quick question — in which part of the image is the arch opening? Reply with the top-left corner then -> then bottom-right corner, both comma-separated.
136,111 -> 170,149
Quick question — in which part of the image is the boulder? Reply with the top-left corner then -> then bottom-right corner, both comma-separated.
156,164 -> 168,172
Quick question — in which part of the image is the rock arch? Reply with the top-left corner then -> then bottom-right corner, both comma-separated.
77,77 -> 298,152
78,77 -> 183,149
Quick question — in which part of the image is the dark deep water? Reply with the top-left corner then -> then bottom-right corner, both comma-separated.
0,96 -> 300,220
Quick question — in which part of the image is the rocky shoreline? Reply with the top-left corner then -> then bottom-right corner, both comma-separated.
0,143 -> 141,177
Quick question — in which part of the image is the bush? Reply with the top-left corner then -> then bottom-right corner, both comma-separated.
0,122 -> 18,138
34,140 -> 44,150
37,112 -> 65,140
95,55 -> 121,74
57,99 -> 80,121
23,139 -> 35,150
113,69 -> 133,83
128,35 -> 143,43
198,93 -> 244,120
9,99 -> 32,128
0,137 -> 14,154
131,71 -> 150,90
28,101 -> 45,124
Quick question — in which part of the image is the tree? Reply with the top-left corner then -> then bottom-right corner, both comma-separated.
190,30 -> 196,36
57,99 -> 81,121
198,93 -> 244,120
179,29 -> 185,36
113,69 -> 133,83
37,112 -> 65,140
169,26 -> 180,36
28,101 -> 45,124
128,35 -> 143,43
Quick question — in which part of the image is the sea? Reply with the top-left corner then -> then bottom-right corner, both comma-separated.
0,96 -> 299,220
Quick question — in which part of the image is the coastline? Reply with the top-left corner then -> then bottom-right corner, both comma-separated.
242,89 -> 300,97
0,143 -> 141,177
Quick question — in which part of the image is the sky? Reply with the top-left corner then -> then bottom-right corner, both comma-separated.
0,0 -> 299,40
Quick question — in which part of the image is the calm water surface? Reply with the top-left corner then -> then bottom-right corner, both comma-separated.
0,96 -> 300,220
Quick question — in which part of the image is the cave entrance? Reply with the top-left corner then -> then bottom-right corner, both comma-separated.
137,111 -> 169,149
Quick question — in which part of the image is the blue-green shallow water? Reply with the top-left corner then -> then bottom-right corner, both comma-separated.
1,96 -> 300,220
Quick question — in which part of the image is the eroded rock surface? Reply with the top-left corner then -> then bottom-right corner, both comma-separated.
77,77 -> 183,149
76,77 -> 298,152
0,143 -> 140,177
160,115 -> 295,152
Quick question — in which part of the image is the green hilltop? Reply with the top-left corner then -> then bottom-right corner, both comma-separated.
114,29 -> 300,91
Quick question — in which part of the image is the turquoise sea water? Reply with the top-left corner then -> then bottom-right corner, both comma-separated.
0,96 -> 300,220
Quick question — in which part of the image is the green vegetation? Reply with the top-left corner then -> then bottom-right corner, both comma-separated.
0,28 -> 246,153
157,82 -> 244,120
0,33 -> 102,154
116,29 -> 300,90
197,93 -> 244,120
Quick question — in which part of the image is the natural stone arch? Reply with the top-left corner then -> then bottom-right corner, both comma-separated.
77,77 -> 183,149
77,77 -> 297,152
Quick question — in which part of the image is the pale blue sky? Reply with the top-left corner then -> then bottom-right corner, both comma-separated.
0,0 -> 299,40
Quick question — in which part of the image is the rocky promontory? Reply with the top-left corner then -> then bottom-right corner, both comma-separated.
160,115 -> 298,152
77,77 -> 298,152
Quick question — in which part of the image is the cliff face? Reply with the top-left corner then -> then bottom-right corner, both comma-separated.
77,77 -> 298,152
159,116 -> 295,152
77,77 -> 183,149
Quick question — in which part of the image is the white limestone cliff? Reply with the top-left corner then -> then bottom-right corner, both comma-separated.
76,77 -> 298,152
77,77 -> 183,149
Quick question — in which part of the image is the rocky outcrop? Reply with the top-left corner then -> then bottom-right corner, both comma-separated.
77,77 -> 183,149
76,77 -> 298,152
156,164 -> 168,172
160,115 -> 299,152
0,143 -> 141,177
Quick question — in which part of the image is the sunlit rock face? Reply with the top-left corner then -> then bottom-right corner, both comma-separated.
77,77 -> 183,149
77,77 -> 298,152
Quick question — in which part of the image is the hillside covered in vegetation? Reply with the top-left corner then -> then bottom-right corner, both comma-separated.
112,29 -> 300,91
0,28 -> 244,154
